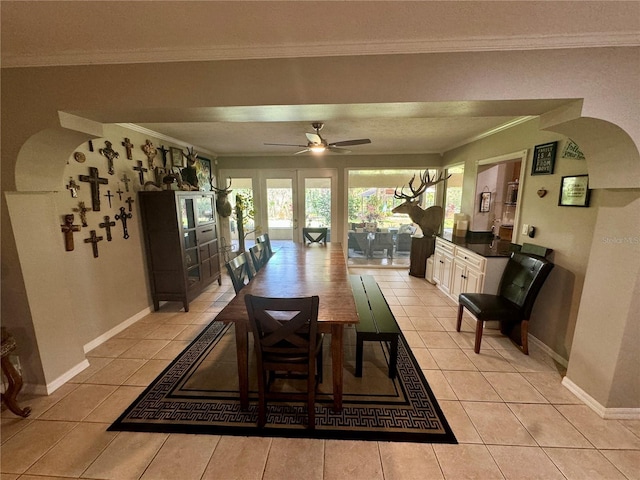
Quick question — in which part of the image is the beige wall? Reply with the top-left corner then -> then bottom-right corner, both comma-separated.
443,119 -> 598,359
2,47 -> 639,409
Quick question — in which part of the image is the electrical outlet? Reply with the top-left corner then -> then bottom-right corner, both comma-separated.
522,224 -> 529,235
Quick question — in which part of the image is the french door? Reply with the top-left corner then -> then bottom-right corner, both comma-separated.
219,168 -> 337,247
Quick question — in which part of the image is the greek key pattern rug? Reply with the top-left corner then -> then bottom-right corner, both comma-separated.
110,321 -> 457,443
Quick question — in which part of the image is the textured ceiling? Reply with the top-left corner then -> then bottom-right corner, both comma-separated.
3,1 -> 637,157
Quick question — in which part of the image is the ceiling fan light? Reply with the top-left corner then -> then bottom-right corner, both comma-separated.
310,145 -> 326,153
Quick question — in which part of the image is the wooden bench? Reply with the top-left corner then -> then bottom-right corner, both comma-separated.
350,275 -> 401,379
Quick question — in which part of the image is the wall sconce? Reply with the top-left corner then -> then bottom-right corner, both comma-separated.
537,188 -> 548,198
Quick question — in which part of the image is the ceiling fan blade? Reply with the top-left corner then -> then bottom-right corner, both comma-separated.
305,133 -> 322,144
328,146 -> 351,154
264,143 -> 308,147
329,138 -> 372,147
294,148 -> 311,155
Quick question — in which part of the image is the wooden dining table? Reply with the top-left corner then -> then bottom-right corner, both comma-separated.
214,242 -> 358,411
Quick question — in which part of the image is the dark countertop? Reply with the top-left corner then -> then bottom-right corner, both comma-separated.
440,231 -> 514,258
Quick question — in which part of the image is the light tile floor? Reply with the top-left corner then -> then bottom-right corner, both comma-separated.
2,268 -> 639,479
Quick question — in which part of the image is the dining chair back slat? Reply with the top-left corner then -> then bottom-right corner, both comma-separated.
249,242 -> 269,272
255,233 -> 273,258
225,252 -> 254,294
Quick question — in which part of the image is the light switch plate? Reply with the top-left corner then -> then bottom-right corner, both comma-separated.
522,224 -> 529,235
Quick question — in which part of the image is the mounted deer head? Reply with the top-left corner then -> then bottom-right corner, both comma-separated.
392,171 -> 449,237
213,178 -> 233,217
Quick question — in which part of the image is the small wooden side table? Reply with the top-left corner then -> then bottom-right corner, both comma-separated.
1,328 -> 31,417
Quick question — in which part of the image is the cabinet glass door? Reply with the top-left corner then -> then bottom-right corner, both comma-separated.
180,197 -> 196,230
196,195 -> 215,224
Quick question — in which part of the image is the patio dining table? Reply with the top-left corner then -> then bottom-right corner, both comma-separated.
214,242 -> 359,411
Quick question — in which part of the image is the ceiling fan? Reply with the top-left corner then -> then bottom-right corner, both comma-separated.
264,122 -> 371,154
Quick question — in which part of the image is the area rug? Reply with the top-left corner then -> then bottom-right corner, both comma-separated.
109,320 -> 457,443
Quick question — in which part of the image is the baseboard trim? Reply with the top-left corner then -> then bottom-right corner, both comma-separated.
83,306 -> 153,353
14,307 -> 154,396
561,377 -> 640,419
528,335 -> 568,368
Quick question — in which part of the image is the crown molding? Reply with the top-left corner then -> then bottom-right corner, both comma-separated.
117,123 -> 218,158
3,32 -> 639,68
448,116 -> 536,152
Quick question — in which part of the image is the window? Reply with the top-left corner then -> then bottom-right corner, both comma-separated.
443,165 -> 464,234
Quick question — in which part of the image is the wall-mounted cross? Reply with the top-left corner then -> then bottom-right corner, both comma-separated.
157,145 -> 169,168
79,167 -> 108,211
141,139 -> 158,169
98,140 -> 119,175
72,201 -> 91,227
133,161 -> 148,185
122,137 -> 134,160
99,216 -> 116,241
121,174 -> 131,192
104,190 -> 114,208
125,196 -> 135,212
116,184 -> 124,200
84,230 -> 104,258
66,178 -> 80,198
60,214 -> 81,251
115,206 -> 133,239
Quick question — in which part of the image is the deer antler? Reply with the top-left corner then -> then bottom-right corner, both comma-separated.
212,178 -> 232,194
394,171 -> 449,201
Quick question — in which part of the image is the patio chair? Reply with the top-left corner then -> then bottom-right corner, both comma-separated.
371,232 -> 394,258
302,227 -> 328,245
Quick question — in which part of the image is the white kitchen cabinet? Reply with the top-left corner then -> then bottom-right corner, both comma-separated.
433,238 -> 455,294
434,237 -> 509,302
450,250 -> 485,299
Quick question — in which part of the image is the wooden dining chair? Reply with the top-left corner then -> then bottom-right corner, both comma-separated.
249,242 -> 269,272
244,294 -> 323,428
255,233 -> 273,258
456,252 -> 554,354
225,252 -> 254,294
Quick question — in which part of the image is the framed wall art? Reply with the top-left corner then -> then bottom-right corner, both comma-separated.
196,157 -> 212,191
531,141 -> 557,175
479,191 -> 491,213
170,147 -> 185,168
559,174 -> 590,207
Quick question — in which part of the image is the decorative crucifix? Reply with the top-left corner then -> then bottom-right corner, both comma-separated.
125,196 -> 135,212
116,184 -> 124,201
121,174 -> 131,192
122,137 -> 134,160
66,178 -> 80,198
60,214 -> 81,251
141,139 -> 158,169
84,230 -> 104,258
104,190 -> 114,208
157,145 -> 169,168
72,201 -> 91,227
133,160 -> 148,185
98,140 -> 119,175
99,216 -> 116,241
79,167 -> 108,211
115,206 -> 133,239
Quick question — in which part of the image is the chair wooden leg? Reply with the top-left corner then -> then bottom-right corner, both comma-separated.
456,304 -> 464,332
316,344 -> 323,384
308,370 -> 316,429
257,370 -> 267,428
474,319 -> 484,354
521,320 -> 529,355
